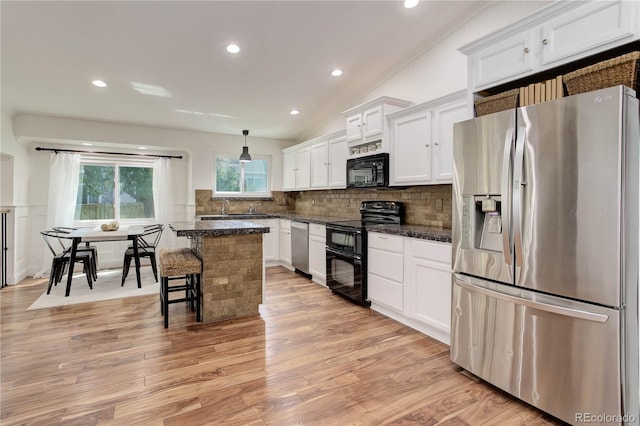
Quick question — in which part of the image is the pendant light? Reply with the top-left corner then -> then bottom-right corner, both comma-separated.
239,129 -> 252,162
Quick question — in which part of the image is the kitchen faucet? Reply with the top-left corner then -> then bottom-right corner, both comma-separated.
220,199 -> 230,214
249,203 -> 261,214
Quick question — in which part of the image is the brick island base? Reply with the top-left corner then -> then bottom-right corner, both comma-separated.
191,233 -> 264,322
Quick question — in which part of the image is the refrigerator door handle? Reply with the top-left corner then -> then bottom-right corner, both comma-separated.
513,126 -> 526,267
454,275 -> 609,323
501,127 -> 513,265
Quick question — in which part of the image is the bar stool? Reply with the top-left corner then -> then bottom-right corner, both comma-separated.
158,247 -> 202,328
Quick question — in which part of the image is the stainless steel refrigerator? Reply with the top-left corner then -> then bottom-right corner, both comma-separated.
451,85 -> 639,425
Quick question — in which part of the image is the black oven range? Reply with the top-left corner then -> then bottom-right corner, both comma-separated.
325,201 -> 404,307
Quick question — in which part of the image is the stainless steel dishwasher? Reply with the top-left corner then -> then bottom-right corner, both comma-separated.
291,221 -> 310,277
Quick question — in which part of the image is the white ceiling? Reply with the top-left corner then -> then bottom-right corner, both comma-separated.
1,0 -> 488,142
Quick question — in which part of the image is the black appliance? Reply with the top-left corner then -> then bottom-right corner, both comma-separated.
326,201 -> 403,307
346,153 -> 389,188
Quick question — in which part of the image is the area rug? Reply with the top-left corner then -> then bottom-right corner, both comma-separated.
28,267 -> 159,310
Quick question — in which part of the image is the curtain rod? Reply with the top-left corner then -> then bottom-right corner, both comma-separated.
35,146 -> 183,159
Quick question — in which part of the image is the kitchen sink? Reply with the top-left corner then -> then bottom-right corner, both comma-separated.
200,213 -> 271,220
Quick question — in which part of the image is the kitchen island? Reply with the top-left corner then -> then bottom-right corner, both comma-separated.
169,220 -> 269,323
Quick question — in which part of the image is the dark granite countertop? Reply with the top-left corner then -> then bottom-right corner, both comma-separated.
170,220 -> 269,237
365,224 -> 451,243
197,214 -> 450,243
198,213 -> 351,225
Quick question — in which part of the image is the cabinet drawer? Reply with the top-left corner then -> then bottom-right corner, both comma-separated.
309,223 -> 326,238
368,247 -> 403,282
368,273 -> 403,311
368,232 -> 404,252
407,239 -> 451,265
280,219 -> 291,230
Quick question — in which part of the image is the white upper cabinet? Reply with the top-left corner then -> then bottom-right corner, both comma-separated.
470,29 -> 536,89
343,96 -> 412,157
432,97 -> 468,182
388,90 -> 468,186
361,105 -> 384,139
346,113 -> 364,143
540,1 -> 638,67
282,149 -> 296,190
310,138 -> 329,188
296,146 -> 311,189
327,132 -> 348,188
461,0 -> 640,91
346,105 -> 386,143
309,130 -> 347,190
390,109 -> 433,185
282,143 -> 310,191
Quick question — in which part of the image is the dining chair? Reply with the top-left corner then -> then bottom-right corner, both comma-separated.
121,224 -> 164,286
41,230 -> 95,294
52,226 -> 99,281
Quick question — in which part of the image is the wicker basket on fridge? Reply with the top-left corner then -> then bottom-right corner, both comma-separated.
474,88 -> 520,117
564,51 -> 640,96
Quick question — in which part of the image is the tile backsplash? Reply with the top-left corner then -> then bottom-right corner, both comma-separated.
195,185 -> 452,228
195,190 -> 295,216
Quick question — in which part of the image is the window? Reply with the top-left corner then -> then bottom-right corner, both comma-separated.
214,153 -> 270,196
75,158 -> 155,221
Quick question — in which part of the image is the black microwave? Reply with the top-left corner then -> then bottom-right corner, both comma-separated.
346,153 -> 389,188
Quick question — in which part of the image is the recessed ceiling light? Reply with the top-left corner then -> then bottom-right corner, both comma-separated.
81,142 -> 93,146
92,80 -> 107,88
331,69 -> 343,77
290,109 -> 300,115
226,44 -> 240,54
138,146 -> 147,150
404,0 -> 419,9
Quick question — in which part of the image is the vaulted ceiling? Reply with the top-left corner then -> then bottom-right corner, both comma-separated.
1,1 -> 488,141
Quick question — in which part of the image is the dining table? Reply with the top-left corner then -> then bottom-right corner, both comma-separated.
63,225 -> 145,297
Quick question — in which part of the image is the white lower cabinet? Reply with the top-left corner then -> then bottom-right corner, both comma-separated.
308,223 -> 326,286
367,232 -> 452,344
367,232 -> 404,312
253,219 -> 279,264
404,239 -> 452,345
279,219 -> 292,269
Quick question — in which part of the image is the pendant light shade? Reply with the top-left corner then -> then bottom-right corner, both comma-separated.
239,129 -> 252,162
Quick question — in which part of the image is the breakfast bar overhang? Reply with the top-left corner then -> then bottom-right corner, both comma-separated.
169,220 -> 269,323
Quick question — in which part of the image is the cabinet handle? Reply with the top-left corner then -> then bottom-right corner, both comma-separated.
523,47 -> 529,53
435,142 -> 439,146
541,38 -> 549,45
425,144 -> 430,147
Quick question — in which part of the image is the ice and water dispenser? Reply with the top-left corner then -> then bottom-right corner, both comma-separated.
460,195 -> 503,252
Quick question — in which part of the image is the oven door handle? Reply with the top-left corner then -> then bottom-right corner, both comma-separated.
326,227 -> 361,234
326,246 -> 361,260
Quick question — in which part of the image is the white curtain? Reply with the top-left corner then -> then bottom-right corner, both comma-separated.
35,152 -> 81,277
153,158 -> 174,248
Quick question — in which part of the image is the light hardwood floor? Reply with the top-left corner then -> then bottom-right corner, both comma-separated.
1,266 -> 564,425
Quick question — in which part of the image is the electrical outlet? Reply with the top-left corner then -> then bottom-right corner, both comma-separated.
312,199 -> 315,206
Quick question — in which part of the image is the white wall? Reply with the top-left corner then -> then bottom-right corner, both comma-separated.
312,0 -> 551,138
14,114 -> 294,198
7,0 -> 551,279
12,114 -> 293,275
1,108 -> 32,283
